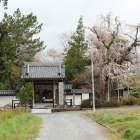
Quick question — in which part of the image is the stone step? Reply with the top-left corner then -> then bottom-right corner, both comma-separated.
31,108 -> 52,113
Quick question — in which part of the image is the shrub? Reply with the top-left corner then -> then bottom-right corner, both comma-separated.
122,96 -> 139,105
80,98 -> 103,108
80,98 -> 121,108
130,91 -> 140,99
95,98 -> 103,107
16,82 -> 34,107
81,98 -> 92,108
103,101 -> 121,107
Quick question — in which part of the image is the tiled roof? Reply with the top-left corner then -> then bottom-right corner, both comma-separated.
116,85 -> 133,91
21,62 -> 65,79
64,84 -> 72,90
0,90 -> 16,96
71,89 -> 92,94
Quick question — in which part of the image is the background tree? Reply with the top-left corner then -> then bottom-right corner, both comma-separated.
72,69 -> 105,99
123,24 -> 140,89
0,19 -> 18,89
35,48 -> 63,62
59,32 -> 73,53
0,0 -> 8,9
64,16 -> 89,86
0,9 -> 45,89
86,13 -> 139,101
2,8 -> 45,66
16,82 -> 34,108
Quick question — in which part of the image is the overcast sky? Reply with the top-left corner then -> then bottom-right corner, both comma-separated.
1,0 -> 140,51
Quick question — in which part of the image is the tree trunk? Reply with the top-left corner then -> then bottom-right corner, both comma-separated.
117,78 -> 120,103
106,76 -> 110,102
135,47 -> 139,77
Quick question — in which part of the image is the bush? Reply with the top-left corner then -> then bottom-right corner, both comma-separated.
130,91 -> 140,99
103,97 -> 121,107
80,98 -> 103,108
122,96 -> 139,105
81,98 -> 92,108
95,98 -> 103,107
103,101 -> 121,107
81,98 -> 121,108
16,82 -> 34,106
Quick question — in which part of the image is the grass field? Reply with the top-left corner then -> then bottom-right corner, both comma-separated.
86,109 -> 140,140
0,109 -> 42,140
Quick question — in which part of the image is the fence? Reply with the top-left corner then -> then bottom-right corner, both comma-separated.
12,99 -> 20,109
65,99 -> 72,107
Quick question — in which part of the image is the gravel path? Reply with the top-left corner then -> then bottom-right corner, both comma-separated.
34,111 -> 110,140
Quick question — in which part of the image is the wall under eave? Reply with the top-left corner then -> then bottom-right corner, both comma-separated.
123,91 -> 129,99
66,95 -> 81,105
0,96 -> 17,107
75,95 -> 81,105
82,93 -> 89,101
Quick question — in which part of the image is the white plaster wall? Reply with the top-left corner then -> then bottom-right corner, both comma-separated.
66,95 -> 73,105
0,96 -> 17,107
75,95 -> 81,105
123,91 -> 129,99
82,93 -> 89,101
66,95 -> 82,105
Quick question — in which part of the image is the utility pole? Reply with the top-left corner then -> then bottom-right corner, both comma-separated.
91,49 -> 95,112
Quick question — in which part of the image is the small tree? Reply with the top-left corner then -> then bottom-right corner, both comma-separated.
16,82 -> 34,108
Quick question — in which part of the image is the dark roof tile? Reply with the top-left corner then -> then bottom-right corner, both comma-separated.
64,84 -> 72,90
22,62 -> 65,79
71,89 -> 92,94
0,90 -> 16,96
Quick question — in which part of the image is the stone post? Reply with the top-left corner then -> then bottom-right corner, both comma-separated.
59,82 -> 64,108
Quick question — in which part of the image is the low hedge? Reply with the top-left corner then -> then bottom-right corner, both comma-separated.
122,96 -> 140,105
130,91 -> 140,98
81,98 -> 121,108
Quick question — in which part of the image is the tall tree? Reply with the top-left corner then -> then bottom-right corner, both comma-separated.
2,8 -> 45,66
0,0 -> 8,9
86,13 -> 139,101
0,23 -> 16,88
64,16 -> 88,84
0,9 -> 45,89
0,20 -> 16,79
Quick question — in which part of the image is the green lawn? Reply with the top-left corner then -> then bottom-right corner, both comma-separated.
86,109 -> 140,140
0,109 -> 42,140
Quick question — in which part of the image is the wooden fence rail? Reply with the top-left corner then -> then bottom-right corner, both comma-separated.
12,99 -> 20,109
65,99 -> 72,107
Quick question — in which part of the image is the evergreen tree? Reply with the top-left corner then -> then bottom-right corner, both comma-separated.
0,21 -> 16,79
0,0 -> 8,9
64,16 -> 88,84
0,9 -> 45,89
2,9 -> 45,65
